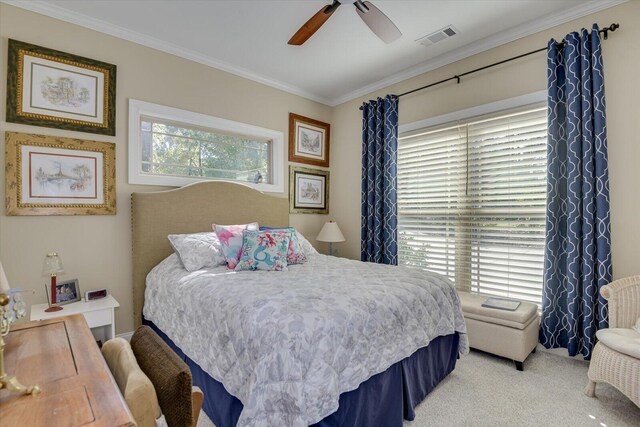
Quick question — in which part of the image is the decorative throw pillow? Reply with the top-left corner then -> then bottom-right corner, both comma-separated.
259,227 -> 307,265
235,229 -> 291,271
168,232 -> 225,272
213,222 -> 259,269
295,231 -> 319,256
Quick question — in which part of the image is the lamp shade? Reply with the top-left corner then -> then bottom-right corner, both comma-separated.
316,221 -> 346,243
42,252 -> 64,276
0,261 -> 10,292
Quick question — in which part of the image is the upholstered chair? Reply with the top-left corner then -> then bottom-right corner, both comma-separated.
131,326 -> 204,427
584,275 -> 640,407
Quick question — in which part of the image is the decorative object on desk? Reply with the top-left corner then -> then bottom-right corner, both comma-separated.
5,132 -> 117,216
0,261 -> 41,397
289,166 -> 329,214
481,297 -> 521,311
316,221 -> 345,256
6,39 -> 116,136
54,278 -> 81,306
86,288 -> 108,301
42,252 -> 64,312
289,113 -> 330,167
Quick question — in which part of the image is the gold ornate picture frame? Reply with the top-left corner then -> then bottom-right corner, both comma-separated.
5,132 -> 116,216
289,166 -> 329,214
6,39 -> 117,136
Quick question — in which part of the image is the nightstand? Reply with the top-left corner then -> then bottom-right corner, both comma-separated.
30,294 -> 120,342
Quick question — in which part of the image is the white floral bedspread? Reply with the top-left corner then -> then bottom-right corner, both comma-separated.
144,253 -> 468,427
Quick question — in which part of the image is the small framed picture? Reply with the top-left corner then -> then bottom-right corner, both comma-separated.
6,39 -> 117,136
289,166 -> 329,214
289,113 -> 330,167
54,279 -> 81,306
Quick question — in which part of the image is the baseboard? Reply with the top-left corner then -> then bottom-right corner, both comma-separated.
116,331 -> 134,342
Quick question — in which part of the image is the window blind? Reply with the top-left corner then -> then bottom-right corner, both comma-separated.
398,106 -> 547,305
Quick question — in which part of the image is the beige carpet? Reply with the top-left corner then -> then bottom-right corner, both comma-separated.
197,349 -> 640,427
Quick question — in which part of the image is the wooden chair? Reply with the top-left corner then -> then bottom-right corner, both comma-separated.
584,275 -> 640,408
130,326 -> 204,427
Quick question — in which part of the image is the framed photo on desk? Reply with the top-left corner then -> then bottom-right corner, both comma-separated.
46,279 -> 81,306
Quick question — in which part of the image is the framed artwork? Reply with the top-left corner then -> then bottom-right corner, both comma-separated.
289,166 -> 329,214
288,113 -> 330,167
6,39 -> 117,136
46,279 -> 81,306
5,132 -> 116,216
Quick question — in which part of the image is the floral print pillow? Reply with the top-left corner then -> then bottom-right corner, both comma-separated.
235,230 -> 291,271
168,232 -> 225,272
213,223 -> 259,269
259,227 -> 307,265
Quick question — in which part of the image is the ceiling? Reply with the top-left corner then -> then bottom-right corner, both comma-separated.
5,0 -> 625,106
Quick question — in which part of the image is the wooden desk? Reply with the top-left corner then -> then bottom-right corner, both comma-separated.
0,315 -> 135,427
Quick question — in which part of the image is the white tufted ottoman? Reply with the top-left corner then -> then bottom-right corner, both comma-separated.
458,291 -> 539,370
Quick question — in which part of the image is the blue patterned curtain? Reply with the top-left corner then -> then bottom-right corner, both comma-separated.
361,95 -> 398,264
540,24 -> 612,360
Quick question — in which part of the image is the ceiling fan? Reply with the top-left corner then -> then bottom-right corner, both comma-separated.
288,0 -> 401,46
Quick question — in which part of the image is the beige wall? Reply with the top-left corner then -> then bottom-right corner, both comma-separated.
330,1 -> 640,281
0,4 -> 331,334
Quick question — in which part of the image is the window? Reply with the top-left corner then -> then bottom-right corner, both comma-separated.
128,100 -> 284,192
398,99 -> 547,306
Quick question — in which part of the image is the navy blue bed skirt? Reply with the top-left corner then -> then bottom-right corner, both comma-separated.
144,319 -> 459,427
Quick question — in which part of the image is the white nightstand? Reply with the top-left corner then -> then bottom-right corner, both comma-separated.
30,294 -> 119,342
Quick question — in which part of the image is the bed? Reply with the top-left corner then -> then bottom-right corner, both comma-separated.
132,181 -> 468,427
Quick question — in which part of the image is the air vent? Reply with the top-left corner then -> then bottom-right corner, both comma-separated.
416,25 -> 458,47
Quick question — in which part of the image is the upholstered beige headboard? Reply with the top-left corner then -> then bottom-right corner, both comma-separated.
131,181 -> 289,327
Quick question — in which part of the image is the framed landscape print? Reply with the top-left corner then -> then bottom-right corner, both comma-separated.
289,166 -> 329,214
5,132 -> 116,215
288,113 -> 330,167
6,39 -> 117,136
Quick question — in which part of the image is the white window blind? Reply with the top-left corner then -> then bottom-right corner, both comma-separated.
398,105 -> 547,305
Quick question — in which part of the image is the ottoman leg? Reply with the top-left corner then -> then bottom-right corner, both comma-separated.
514,360 -> 524,371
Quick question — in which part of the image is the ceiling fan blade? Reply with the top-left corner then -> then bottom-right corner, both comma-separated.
354,1 -> 401,44
288,1 -> 341,45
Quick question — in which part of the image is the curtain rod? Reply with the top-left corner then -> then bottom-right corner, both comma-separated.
359,23 -> 620,110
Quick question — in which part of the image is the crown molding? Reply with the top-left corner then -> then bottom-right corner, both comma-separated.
329,0 -> 627,106
1,0 -> 334,106
2,0 -> 626,108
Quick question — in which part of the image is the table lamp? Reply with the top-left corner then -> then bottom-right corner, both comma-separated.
316,221 -> 346,256
42,252 -> 64,312
0,261 -> 40,396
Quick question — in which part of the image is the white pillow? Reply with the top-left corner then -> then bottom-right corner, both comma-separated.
168,232 -> 225,272
633,317 -> 640,334
296,231 -> 319,256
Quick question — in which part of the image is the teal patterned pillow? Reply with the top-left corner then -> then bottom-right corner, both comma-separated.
235,230 -> 291,271
259,227 -> 307,265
